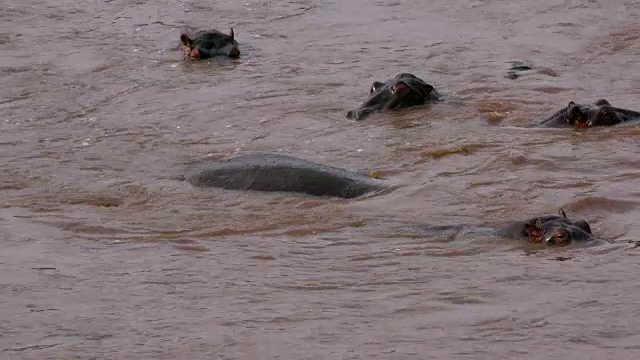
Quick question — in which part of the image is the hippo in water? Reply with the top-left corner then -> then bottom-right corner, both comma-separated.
495,208 -> 594,246
411,208 -> 595,247
346,73 -> 440,121
184,153 -> 389,199
180,28 -> 240,60
538,99 -> 640,128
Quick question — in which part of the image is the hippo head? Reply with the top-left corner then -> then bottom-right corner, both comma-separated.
180,28 -> 240,60
523,209 -> 593,246
346,73 -> 439,121
180,35 -> 201,60
540,99 -> 640,128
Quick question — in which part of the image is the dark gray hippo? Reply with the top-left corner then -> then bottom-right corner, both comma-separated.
184,153 -> 389,198
495,209 -> 594,246
413,209 -> 595,247
346,73 -> 440,121
180,28 -> 240,60
538,99 -> 640,128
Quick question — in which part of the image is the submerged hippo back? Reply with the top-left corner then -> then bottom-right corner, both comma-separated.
185,153 -> 386,198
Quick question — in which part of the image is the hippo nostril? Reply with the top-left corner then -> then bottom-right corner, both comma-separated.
574,117 -> 589,129
188,48 -> 201,60
390,81 -> 408,94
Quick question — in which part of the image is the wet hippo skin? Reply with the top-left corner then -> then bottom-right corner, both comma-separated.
180,28 -> 240,60
184,153 -> 388,199
539,99 -> 640,128
413,209 -> 595,247
346,73 -> 440,121
495,209 -> 593,246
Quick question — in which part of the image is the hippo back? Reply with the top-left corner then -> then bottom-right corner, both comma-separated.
185,153 -> 386,198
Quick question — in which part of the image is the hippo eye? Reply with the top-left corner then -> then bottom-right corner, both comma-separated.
600,110 -> 612,120
551,231 -> 570,245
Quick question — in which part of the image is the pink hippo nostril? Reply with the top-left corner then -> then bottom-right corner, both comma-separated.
189,48 -> 201,60
574,119 -> 589,129
390,81 -> 408,94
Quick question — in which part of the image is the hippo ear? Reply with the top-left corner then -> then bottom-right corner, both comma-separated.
229,27 -> 235,41
559,208 -> 567,218
417,83 -> 434,97
568,101 -> 576,107
575,220 -> 592,234
370,81 -> 384,94
180,34 -> 193,47
595,99 -> 611,106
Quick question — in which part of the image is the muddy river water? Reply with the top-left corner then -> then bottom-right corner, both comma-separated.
2,0 -> 640,358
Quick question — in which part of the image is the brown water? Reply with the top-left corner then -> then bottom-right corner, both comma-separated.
2,0 -> 640,358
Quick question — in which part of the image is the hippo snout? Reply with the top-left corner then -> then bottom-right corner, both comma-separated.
346,108 -> 373,121
228,46 -> 240,58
